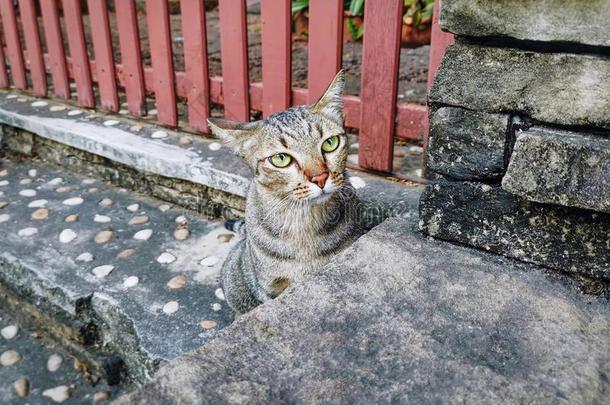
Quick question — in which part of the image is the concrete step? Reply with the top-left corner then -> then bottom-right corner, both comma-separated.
0,156 -> 236,385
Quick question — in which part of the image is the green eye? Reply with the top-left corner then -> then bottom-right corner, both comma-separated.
322,135 -> 340,153
269,153 -> 293,168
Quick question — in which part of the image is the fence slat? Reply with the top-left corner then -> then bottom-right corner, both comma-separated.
87,0 -> 118,111
260,0 -> 291,117
0,0 -> 26,89
116,0 -> 146,116
146,0 -> 177,126
358,1 -> 403,172
63,0 -> 94,107
19,0 -> 47,96
40,0 -> 70,99
0,38 -> 7,87
218,0 -> 249,121
180,0 -> 209,132
307,0 -> 343,104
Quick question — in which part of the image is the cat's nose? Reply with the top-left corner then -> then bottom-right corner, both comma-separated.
310,172 -> 329,188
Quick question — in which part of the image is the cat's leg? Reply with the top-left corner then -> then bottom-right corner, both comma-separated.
221,240 -> 263,314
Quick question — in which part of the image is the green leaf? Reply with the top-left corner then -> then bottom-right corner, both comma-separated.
348,0 -> 365,16
291,0 -> 309,15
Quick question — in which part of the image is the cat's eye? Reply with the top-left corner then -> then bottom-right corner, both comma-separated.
321,135 -> 340,153
269,153 -> 293,168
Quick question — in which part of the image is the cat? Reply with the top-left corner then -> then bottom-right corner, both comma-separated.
208,71 -> 363,314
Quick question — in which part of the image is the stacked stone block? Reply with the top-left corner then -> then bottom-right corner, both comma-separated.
420,0 -> 610,279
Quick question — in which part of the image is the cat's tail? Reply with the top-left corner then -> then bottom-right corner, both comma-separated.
225,219 -> 246,237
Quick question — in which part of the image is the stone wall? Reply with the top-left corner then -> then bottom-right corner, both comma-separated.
420,0 -> 610,280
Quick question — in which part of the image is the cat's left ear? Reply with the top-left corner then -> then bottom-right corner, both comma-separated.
312,70 -> 345,125
207,118 -> 261,157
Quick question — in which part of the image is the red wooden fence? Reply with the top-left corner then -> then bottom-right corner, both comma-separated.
0,0 -> 452,173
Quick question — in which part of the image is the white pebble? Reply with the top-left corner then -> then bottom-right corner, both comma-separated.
148,108 -> 158,115
76,252 -> 93,262
0,350 -> 21,366
151,130 -> 168,139
42,386 -> 71,403
162,301 -> 179,314
119,109 -> 129,115
28,169 -> 37,177
0,180 -> 8,186
158,204 -> 170,212
19,178 -> 32,185
47,353 -> 63,372
47,177 -> 63,186
349,176 -> 366,189
157,252 -> 176,264
28,199 -> 48,208
212,303 -> 222,311
1,325 -> 18,340
0,214 -> 10,223
103,119 -> 119,126
59,229 -> 77,243
133,229 -> 153,241
127,203 -> 139,212
31,100 -> 48,107
50,105 -> 67,112
62,197 -> 84,206
214,288 -> 225,301
175,215 -> 187,225
67,109 -> 83,116
123,276 -> 139,288
19,189 -> 37,197
208,142 -> 222,151
200,256 -> 220,267
94,214 -> 111,223
92,265 -> 114,278
82,178 -> 96,185
6,94 -> 18,99
18,227 -> 38,237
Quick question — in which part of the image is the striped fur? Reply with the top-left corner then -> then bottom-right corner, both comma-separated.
209,71 -> 363,313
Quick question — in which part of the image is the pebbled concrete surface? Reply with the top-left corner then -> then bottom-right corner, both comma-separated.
115,217 -> 610,404
0,157 -> 236,382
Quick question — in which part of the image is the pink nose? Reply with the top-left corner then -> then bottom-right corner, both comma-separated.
310,172 -> 329,188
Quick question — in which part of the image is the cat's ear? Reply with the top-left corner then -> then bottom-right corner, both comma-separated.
312,69 -> 345,124
207,118 -> 260,157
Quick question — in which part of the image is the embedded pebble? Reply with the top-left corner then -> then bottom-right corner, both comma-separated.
167,275 -> 187,289
17,97 -> 27,102
215,288 -> 226,300
175,215 -> 187,225
67,109 -> 83,116
31,100 -> 48,107
162,301 -> 179,314
0,201 -> 8,209
119,109 -> 129,115
151,130 -> 168,139
47,353 -> 63,372
19,178 -> 32,185
123,276 -> 139,288
127,203 -> 139,212
0,169 -> 7,176
95,230 -> 114,244
212,303 -> 222,311
59,229 -> 77,243
88,187 -> 98,193
50,105 -> 67,112
103,119 -> 119,126
65,214 -> 79,223
32,208 -> 49,220
63,197 -> 84,206
28,199 -> 48,208
93,391 -> 110,403
117,249 -> 135,259
76,252 -> 93,262
27,170 -> 37,179
200,256 -> 220,267
179,136 -> 192,145
82,178 -> 96,185
99,197 -> 113,206
1,325 -> 18,339
217,233 -> 234,243
19,189 -> 37,197
157,252 -> 176,264
18,227 -> 38,237
0,350 -> 21,366
42,385 -> 71,403
128,215 -> 149,225
129,125 -> 142,132
93,265 -> 115,278
133,229 -> 153,240
56,185 -> 76,193
6,94 -> 18,99
0,180 -> 9,186
0,213 -> 10,223
208,142 -> 222,151
200,320 -> 218,330
12,377 -> 29,398
94,214 -> 111,223
349,176 -> 366,189
148,108 -> 158,115
158,204 -> 170,212
174,228 -> 190,240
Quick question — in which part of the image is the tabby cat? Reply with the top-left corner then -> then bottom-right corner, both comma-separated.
208,71 -> 363,314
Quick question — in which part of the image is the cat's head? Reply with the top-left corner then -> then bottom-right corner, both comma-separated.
208,71 -> 348,204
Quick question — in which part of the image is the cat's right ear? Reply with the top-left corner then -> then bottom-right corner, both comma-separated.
207,118 -> 260,157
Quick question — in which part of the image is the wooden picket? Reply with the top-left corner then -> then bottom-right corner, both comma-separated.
40,0 -> 70,99
0,0 -> 26,89
19,0 -> 47,96
63,0 -> 95,107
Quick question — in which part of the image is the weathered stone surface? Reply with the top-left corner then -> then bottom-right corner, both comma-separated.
428,107 -> 509,180
503,127 -> 610,213
419,180 -> 610,279
440,0 -> 610,47
429,44 -> 610,129
115,217 -> 610,404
